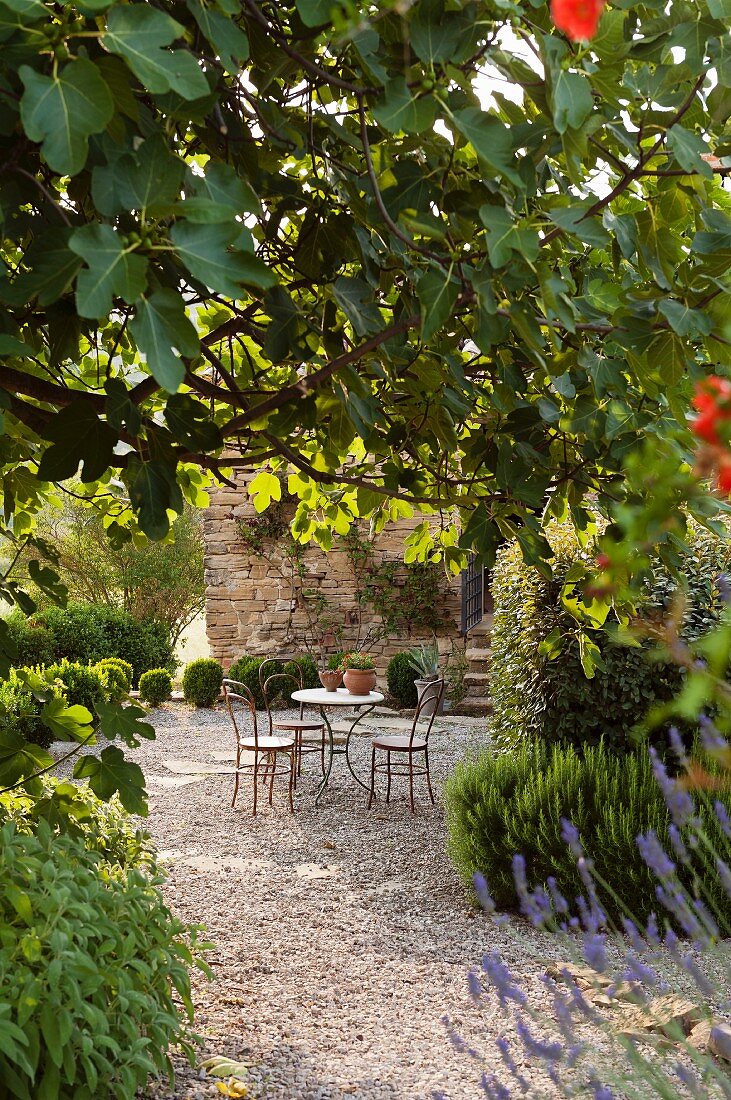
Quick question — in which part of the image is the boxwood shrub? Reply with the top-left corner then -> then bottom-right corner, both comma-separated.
95,657 -> 133,701
0,821 -> 205,1099
490,523 -> 731,753
182,658 -> 223,707
226,655 -> 317,709
44,659 -> 106,715
4,610 -> 55,667
0,671 -> 63,750
139,668 -> 173,707
444,739 -> 731,924
386,651 -> 418,708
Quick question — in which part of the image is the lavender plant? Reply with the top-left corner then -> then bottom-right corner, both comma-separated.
444,620 -> 731,1098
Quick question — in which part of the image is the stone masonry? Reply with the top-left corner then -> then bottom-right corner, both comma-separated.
203,471 -> 491,705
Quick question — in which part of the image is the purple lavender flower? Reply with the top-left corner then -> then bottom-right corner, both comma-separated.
637,831 -> 676,879
680,952 -> 716,997
496,1036 -> 529,1091
621,952 -> 659,988
467,970 -> 483,1001
473,872 -> 496,915
649,747 -> 697,829
561,818 -> 584,858
718,858 -> 731,896
546,876 -> 569,915
699,713 -> 727,753
668,726 -> 688,763
673,1062 -> 700,1090
590,1082 -> 615,1100
481,950 -> 527,1008
516,1018 -> 563,1063
716,572 -> 731,603
668,824 -> 690,864
715,800 -> 731,839
512,855 -> 552,927
582,932 -> 608,974
479,1073 -> 512,1100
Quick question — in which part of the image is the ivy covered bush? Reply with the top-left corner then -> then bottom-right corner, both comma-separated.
0,821 -> 205,1099
444,739 -> 731,924
490,523 -> 731,753
139,669 -> 173,708
386,652 -> 418,708
182,658 -> 223,708
33,603 -> 175,686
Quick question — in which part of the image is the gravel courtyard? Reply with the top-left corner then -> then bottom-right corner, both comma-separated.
87,701 -> 570,1100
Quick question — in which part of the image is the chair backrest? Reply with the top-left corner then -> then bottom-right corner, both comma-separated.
222,679 -> 258,747
258,658 -> 303,720
409,678 -> 446,747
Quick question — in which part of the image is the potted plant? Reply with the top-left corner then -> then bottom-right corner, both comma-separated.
339,652 -> 377,695
407,642 -> 444,715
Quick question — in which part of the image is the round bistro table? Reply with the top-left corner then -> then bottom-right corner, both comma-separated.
290,686 -> 385,805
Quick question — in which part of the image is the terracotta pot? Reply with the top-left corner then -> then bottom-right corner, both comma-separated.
342,668 -> 377,695
319,669 -> 343,692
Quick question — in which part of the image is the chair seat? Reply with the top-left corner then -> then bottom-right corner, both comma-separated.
273,719 -> 324,732
372,734 -> 427,751
240,735 -> 295,750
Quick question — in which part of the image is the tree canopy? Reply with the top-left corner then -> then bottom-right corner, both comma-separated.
1,0 -> 730,585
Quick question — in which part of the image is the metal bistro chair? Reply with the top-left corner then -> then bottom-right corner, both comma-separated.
368,678 -> 446,814
258,658 -> 326,782
223,679 -> 295,815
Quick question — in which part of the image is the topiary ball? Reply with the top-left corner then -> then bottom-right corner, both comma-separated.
182,658 -> 223,707
386,651 -> 418,708
139,669 -> 173,707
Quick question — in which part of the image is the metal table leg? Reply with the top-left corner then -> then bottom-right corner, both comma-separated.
345,704 -> 375,792
314,708 -> 334,806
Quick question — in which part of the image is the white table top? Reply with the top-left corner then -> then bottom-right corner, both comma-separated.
291,687 -> 385,707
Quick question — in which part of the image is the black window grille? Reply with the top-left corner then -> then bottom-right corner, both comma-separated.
460,554 -> 483,634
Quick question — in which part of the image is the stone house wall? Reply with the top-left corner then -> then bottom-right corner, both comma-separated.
203,471 -> 466,676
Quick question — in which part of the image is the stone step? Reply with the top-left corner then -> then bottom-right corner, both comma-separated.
464,672 -> 490,685
467,619 -> 493,638
457,697 -> 492,716
465,648 -> 490,664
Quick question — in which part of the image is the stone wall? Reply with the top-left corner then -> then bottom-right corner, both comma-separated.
203,471 -> 465,674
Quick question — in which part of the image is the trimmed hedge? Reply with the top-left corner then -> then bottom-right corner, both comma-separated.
4,609 -> 55,667
33,603 -> 175,686
139,668 -> 173,707
386,651 -> 418,708
490,523 -> 731,753
444,740 -> 731,924
182,658 -> 222,707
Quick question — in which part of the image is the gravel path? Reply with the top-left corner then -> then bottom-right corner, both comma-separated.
82,701 -> 568,1100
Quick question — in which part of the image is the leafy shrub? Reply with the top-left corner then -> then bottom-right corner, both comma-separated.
284,654 -> 319,690
182,657 -> 222,707
444,739 -> 731,924
327,650 -> 345,671
226,655 -> 317,708
34,603 -> 175,686
227,655 -> 266,709
386,651 -> 418,708
0,671 -> 62,749
490,523 -> 731,752
139,668 -> 173,707
0,821 -> 205,1098
4,609 -> 55,667
95,657 -> 133,701
0,777 -> 152,871
45,658 -> 106,714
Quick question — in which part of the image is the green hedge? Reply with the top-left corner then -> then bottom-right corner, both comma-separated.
182,658 -> 222,707
0,821 -> 203,1099
490,523 -> 731,753
386,651 -> 417,708
32,603 -> 175,686
444,740 -> 731,924
4,610 -> 55,667
44,659 -> 106,714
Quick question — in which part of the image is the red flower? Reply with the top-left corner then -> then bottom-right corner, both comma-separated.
718,457 -> 731,494
551,0 -> 605,41
691,376 -> 731,447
